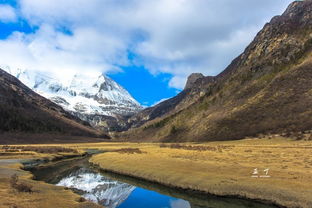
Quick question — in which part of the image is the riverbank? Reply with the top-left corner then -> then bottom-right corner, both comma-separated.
0,147 -> 102,208
89,137 -> 312,208
1,138 -> 311,208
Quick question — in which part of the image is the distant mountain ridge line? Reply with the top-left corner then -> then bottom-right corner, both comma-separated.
2,66 -> 143,132
115,0 -> 312,142
0,68 -> 109,143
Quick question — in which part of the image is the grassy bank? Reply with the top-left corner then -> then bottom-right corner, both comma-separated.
0,146 -> 101,208
89,137 -> 312,208
1,138 -> 311,208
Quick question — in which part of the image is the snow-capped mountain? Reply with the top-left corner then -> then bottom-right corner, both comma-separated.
2,66 -> 142,130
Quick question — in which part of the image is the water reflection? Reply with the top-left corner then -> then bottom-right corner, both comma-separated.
28,157 -> 277,208
117,187 -> 191,208
170,199 -> 191,208
56,168 -> 191,208
57,168 -> 135,208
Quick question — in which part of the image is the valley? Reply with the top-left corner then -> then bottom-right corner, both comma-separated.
0,137 -> 311,208
0,1 -> 311,208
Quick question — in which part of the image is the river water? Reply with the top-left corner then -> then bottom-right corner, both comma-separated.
28,157 -> 278,208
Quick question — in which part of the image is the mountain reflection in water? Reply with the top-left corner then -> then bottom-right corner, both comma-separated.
56,168 -> 191,208
28,157 -> 279,208
56,168 -> 135,208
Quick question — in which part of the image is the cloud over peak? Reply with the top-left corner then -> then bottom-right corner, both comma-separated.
0,0 -> 294,89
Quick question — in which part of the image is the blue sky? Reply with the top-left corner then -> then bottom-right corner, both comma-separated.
0,0 -> 293,106
108,66 -> 179,106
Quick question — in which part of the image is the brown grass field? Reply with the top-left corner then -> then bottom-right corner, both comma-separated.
0,136 -> 311,208
88,137 -> 312,208
0,147 -> 101,208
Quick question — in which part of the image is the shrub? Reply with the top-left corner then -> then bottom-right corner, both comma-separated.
2,146 -> 78,154
15,183 -> 33,193
10,174 -> 18,188
10,174 -> 32,193
77,197 -> 86,202
159,143 -> 227,152
292,132 -> 304,140
159,143 -> 167,148
114,148 -> 145,154
170,125 -> 178,135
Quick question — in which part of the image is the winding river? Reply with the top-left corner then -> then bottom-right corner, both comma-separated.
27,156 -> 278,208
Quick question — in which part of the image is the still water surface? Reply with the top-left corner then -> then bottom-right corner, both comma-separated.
56,167 -> 190,208
29,157 -> 278,208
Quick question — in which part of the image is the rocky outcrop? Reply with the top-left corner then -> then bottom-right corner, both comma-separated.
184,73 -> 204,89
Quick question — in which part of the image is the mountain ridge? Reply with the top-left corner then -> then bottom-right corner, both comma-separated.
2,67 -> 143,132
116,0 -> 312,142
0,68 -> 109,144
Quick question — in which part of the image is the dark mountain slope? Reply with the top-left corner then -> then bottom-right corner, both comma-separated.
125,74 -> 216,130
0,69 -> 109,143
117,0 -> 312,142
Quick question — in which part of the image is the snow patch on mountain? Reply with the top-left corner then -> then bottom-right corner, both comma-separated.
2,66 -> 142,120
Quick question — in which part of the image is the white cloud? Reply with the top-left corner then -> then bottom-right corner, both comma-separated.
0,4 -> 17,23
0,0 -> 295,89
0,24 -> 127,84
170,199 -> 191,208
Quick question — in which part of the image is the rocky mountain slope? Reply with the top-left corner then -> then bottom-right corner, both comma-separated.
2,67 -> 142,132
0,68 -> 109,143
118,0 -> 312,142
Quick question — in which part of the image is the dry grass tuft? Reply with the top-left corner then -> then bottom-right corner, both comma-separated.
159,143 -> 232,152
113,148 -> 145,154
10,174 -> 32,193
1,145 -> 78,154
